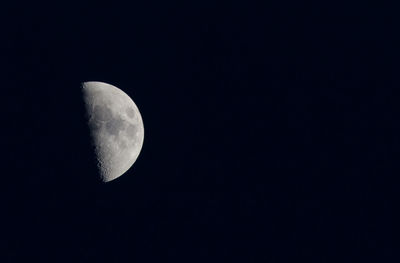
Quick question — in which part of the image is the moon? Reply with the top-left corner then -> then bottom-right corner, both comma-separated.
82,81 -> 144,182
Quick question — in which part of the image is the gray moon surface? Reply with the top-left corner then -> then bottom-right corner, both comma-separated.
82,81 -> 144,182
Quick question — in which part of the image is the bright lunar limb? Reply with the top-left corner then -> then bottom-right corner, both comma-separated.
82,81 -> 144,182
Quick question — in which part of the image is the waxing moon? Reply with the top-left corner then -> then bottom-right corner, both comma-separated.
82,81 -> 144,182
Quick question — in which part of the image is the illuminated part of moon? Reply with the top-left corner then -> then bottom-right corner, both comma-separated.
82,81 -> 144,182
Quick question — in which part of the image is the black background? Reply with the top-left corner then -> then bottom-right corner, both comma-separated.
2,2 -> 397,262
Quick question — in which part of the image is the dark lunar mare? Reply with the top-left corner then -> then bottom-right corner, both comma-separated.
105,115 -> 127,136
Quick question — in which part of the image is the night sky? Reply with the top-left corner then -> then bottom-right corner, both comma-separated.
3,2 -> 396,262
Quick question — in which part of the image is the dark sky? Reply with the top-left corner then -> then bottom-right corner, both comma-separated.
3,2 -> 397,262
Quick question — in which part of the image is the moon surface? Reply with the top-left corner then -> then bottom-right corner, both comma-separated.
82,81 -> 144,182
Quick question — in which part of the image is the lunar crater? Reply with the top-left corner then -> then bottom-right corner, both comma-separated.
126,107 -> 135,118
